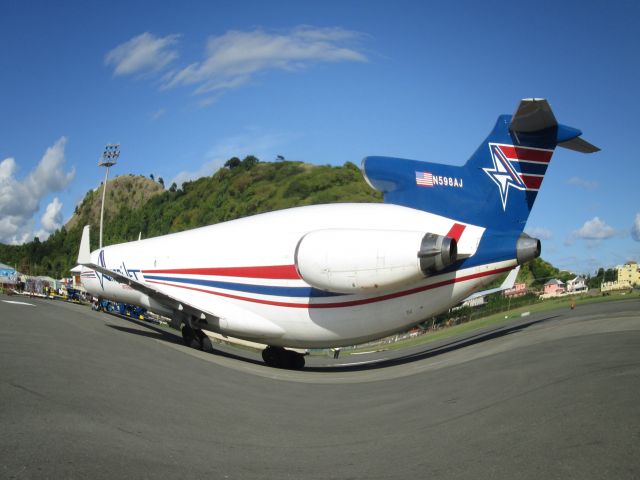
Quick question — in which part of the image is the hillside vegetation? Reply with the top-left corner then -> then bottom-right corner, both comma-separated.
65,175 -> 164,231
0,155 -> 573,285
0,157 -> 381,278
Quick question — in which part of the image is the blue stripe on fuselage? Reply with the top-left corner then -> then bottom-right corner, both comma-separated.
143,275 -> 343,298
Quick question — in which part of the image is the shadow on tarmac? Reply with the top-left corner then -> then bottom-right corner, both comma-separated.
105,310 -> 562,372
104,319 -> 265,366
306,315 -> 562,372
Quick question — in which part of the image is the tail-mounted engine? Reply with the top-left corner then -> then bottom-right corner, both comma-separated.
295,229 -> 457,294
516,233 -> 541,265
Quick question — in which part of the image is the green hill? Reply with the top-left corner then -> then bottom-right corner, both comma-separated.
0,157 -> 381,278
0,155 -> 570,284
65,174 -> 164,231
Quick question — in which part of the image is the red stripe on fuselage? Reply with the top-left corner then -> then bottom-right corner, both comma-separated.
446,223 -> 466,242
142,264 -> 301,280
146,265 -> 514,309
498,145 -> 553,163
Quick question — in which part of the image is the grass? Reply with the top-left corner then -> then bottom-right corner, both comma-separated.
347,290 -> 640,354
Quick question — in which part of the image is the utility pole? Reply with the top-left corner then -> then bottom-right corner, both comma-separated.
98,144 -> 120,249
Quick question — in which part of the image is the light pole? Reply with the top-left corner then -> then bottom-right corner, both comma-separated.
98,144 -> 120,249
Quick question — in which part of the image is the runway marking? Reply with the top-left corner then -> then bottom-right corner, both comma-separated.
2,300 -> 35,306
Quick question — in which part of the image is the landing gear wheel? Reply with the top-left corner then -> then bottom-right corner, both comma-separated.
181,325 -> 204,350
286,350 -> 305,370
200,333 -> 213,353
262,346 -> 282,366
262,346 -> 305,370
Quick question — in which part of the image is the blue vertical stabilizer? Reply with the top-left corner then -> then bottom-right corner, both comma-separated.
362,99 -> 599,232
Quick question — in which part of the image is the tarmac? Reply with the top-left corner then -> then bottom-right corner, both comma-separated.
1,295 -> 639,479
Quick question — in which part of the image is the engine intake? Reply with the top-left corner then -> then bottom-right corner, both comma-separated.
418,233 -> 457,274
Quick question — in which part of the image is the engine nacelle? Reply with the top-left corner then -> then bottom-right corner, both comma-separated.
516,233 -> 541,264
418,233 -> 457,274
295,229 -> 457,294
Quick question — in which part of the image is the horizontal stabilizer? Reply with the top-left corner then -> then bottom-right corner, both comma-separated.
500,265 -> 520,290
462,266 -> 520,302
558,136 -> 600,153
509,98 -> 557,132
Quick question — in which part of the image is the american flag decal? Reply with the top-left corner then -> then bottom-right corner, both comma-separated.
415,171 -> 434,187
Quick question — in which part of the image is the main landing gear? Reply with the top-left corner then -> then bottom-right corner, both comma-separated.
262,346 -> 305,370
180,322 -> 304,370
181,324 -> 212,352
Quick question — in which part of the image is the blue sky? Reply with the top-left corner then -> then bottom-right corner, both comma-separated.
1,0 -> 638,274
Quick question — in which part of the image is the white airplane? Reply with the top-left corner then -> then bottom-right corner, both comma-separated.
79,98 -> 599,369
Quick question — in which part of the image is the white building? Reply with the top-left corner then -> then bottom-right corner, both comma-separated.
566,276 -> 588,293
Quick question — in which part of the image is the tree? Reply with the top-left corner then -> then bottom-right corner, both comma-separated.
242,155 -> 259,169
169,182 -> 177,193
604,268 -> 617,282
158,177 -> 165,188
150,174 -> 155,180
224,157 -> 241,169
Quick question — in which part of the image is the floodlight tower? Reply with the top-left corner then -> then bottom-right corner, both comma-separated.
98,144 -> 120,249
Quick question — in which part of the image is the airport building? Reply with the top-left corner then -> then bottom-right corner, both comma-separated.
617,261 -> 640,286
0,263 -> 18,290
503,282 -> 527,298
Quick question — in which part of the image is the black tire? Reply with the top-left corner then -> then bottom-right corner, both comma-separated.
287,350 -> 305,370
181,325 -> 194,346
201,333 -> 213,353
262,347 -> 305,370
262,346 -> 282,367
181,325 -> 203,350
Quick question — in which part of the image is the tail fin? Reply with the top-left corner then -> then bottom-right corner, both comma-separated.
362,98 -> 599,231
78,225 -> 91,264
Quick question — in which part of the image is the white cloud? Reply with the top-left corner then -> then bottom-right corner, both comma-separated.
170,129 -> 292,186
525,227 -> 553,240
574,216 -> 615,240
197,95 -> 221,108
632,213 -> 640,242
0,138 -> 75,244
163,26 -> 367,94
149,108 -> 166,120
41,197 -> 63,232
567,176 -> 598,190
105,32 -> 180,76
26,138 -> 75,196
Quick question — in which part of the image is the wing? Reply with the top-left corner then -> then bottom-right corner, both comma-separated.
77,226 -> 285,339
84,260 -> 211,321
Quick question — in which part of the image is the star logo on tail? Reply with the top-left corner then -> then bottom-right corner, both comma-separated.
483,144 -> 526,210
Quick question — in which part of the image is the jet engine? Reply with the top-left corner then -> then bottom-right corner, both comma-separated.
295,229 -> 457,294
516,233 -> 541,264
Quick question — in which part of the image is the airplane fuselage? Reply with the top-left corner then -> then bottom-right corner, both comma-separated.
81,203 -> 514,348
